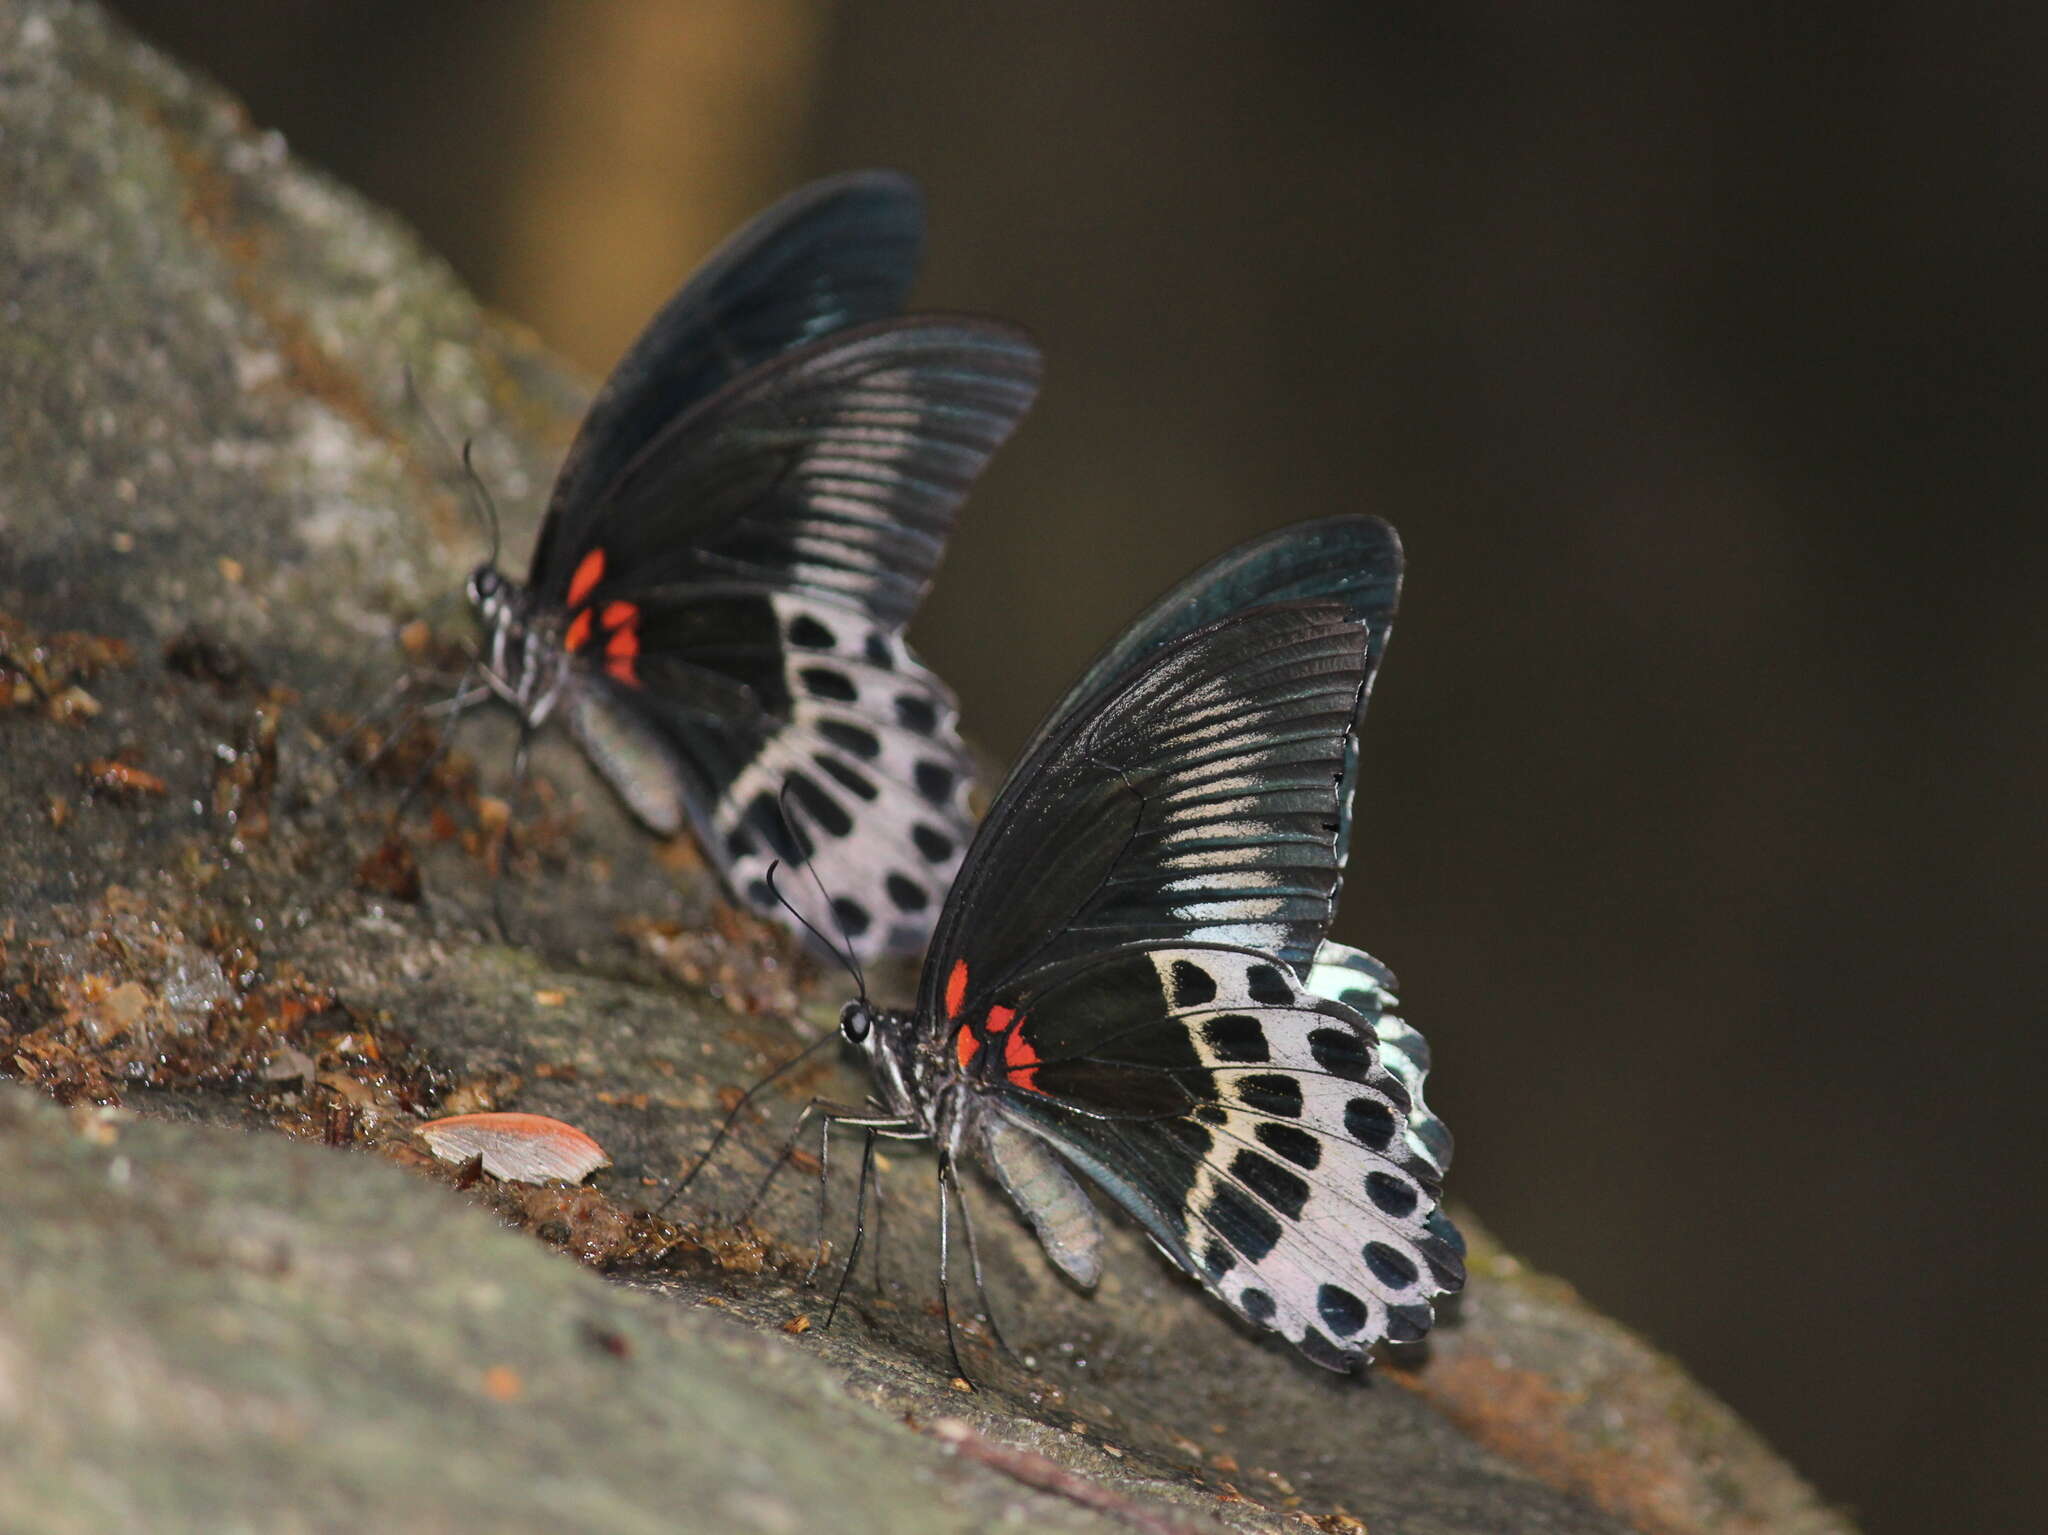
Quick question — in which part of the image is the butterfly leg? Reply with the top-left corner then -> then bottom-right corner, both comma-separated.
935,1149 -> 976,1390
950,1165 -> 1017,1362
654,1035 -> 842,1216
824,1129 -> 880,1328
485,718 -> 540,941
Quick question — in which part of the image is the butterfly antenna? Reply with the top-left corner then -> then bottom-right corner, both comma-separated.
773,781 -> 869,1006
459,439 -> 503,569
400,364 -> 501,566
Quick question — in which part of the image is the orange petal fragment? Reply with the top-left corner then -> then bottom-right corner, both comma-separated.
418,1112 -> 610,1184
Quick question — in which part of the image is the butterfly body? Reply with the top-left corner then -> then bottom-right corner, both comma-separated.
821,528 -> 1463,1370
451,174 -> 1041,959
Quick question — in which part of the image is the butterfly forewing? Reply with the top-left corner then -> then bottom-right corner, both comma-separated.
536,318 -> 1041,625
535,170 -> 925,579
921,602 -> 1369,1018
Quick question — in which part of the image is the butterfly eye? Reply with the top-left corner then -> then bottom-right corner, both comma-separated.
839,1000 -> 871,1044
466,565 -> 501,607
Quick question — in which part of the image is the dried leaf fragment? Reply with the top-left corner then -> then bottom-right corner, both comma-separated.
418,1111 -> 610,1184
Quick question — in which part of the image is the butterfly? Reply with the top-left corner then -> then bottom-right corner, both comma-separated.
458,171 -> 1042,960
821,515 -> 1464,1372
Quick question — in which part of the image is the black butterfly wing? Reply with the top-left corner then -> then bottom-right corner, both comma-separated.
1041,515 -> 1402,872
534,170 -> 924,577
921,598 -> 1459,1363
532,315 -> 1042,624
1049,515 -> 1402,732
544,316 -> 1037,956
919,601 -> 1369,1019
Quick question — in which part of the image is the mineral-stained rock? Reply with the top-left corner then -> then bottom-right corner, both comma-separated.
0,2 -> 1856,1531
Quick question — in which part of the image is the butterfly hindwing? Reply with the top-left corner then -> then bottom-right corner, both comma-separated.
535,170 -> 925,579
961,944 -> 1462,1366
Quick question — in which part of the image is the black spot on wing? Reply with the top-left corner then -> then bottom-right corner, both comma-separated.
1364,1241 -> 1419,1291
1240,1287 -> 1276,1324
1192,1103 -> 1228,1128
817,720 -> 880,759
1385,1302 -> 1435,1343
884,873 -> 929,913
913,760 -> 956,806
911,823 -> 955,864
1344,1096 -> 1396,1151
894,693 -> 938,734
1169,960 -> 1217,1007
1203,1239 -> 1235,1278
1308,1026 -> 1371,1082
1295,1330 -> 1361,1371
787,614 -> 835,649
1201,1014 -> 1269,1063
800,666 -> 858,702
743,792 -> 811,863
831,898 -> 871,938
1230,1148 -> 1308,1219
784,771 -> 852,838
1236,1073 -> 1302,1117
1316,1283 -> 1368,1338
1245,964 -> 1293,1005
1254,1122 -> 1321,1170
1365,1171 -> 1419,1219
863,632 -> 894,669
1206,1184 -> 1280,1262
814,755 -> 877,801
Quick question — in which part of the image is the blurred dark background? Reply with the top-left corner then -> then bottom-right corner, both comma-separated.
108,3 -> 2048,1529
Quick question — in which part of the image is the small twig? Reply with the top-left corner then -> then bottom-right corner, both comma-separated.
926,1417 -> 1219,1535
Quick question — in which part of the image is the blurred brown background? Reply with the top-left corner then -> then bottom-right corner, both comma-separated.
109,3 -> 2048,1530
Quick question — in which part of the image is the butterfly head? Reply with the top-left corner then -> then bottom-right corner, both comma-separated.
838,998 -> 873,1045
466,563 -> 509,623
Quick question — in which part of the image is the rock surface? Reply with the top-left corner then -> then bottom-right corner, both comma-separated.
0,3 -> 1857,1532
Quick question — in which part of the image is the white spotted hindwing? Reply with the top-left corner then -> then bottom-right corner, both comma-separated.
711,593 -> 974,957
565,589 -> 973,962
972,944 -> 1465,1368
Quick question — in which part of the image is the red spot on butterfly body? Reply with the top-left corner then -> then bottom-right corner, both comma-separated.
945,959 -> 969,1020
567,548 -> 606,607
564,610 -> 593,653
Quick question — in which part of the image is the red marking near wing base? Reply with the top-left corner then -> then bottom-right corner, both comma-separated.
944,959 -> 969,1020
955,1027 -> 978,1072
1003,1024 -> 1041,1092
567,548 -> 606,607
563,609 -> 592,653
985,1004 -> 1016,1033
600,599 -> 638,629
